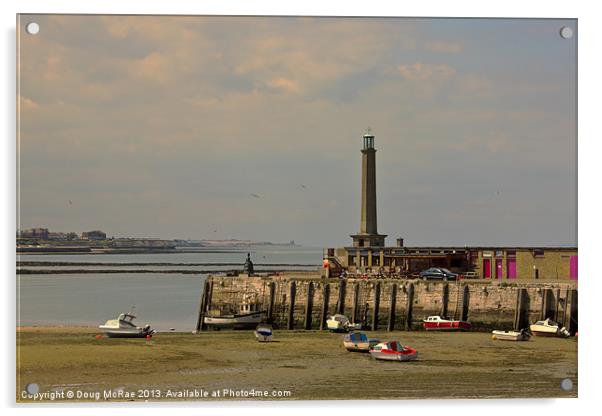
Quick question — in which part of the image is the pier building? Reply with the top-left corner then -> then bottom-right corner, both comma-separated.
323,131 -> 577,281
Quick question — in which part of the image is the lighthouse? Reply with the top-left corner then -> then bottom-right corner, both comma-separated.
351,129 -> 387,247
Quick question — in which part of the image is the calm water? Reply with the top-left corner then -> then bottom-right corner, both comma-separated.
17,245 -> 322,331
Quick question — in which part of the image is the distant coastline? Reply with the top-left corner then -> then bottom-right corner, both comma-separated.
16,236 -> 300,255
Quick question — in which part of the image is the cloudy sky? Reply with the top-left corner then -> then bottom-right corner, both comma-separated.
17,15 -> 576,247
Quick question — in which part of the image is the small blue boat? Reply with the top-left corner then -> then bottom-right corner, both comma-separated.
255,324 -> 274,342
343,332 -> 380,352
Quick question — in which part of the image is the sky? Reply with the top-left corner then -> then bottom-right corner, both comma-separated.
17,15 -> 577,247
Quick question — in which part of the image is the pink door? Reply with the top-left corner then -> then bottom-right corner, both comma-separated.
495,259 -> 503,279
506,259 -> 517,279
483,259 -> 491,279
569,256 -> 578,280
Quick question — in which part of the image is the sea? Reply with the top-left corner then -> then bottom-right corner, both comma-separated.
17,245 -> 322,331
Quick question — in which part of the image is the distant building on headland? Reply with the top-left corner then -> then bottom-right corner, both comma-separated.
47,232 -> 67,240
108,238 -> 175,249
19,228 -> 49,239
323,131 -> 578,281
81,230 -> 107,240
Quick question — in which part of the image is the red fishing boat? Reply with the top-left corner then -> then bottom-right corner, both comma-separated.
369,341 -> 418,362
422,315 -> 471,331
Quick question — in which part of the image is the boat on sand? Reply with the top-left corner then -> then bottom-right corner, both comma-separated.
99,312 -> 156,338
255,324 -> 274,342
422,315 -> 471,331
369,341 -> 418,362
342,332 -> 379,352
204,295 -> 264,330
492,328 -> 531,341
326,314 -> 352,332
529,319 -> 570,338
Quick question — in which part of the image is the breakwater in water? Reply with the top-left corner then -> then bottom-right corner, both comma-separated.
196,274 -> 578,333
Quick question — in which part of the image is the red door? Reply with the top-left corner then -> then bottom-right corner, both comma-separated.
507,259 -> 517,279
495,259 -> 503,279
569,256 -> 578,280
483,259 -> 491,279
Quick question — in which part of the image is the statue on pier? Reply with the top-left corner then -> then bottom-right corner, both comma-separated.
243,253 -> 254,276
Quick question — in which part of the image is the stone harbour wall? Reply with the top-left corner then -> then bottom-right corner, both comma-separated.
196,273 -> 578,334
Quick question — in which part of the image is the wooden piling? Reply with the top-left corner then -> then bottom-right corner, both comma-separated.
513,288 -> 529,331
304,282 -> 314,330
267,281 -> 276,323
405,283 -> 414,331
319,283 -> 330,330
387,284 -> 397,331
568,289 -> 578,335
554,288 -> 561,323
562,288 -> 570,329
287,281 -> 296,330
337,280 -> 347,315
460,284 -> 470,323
195,278 -> 211,332
540,288 -> 555,320
371,282 -> 381,330
441,283 -> 449,317
352,282 -> 360,324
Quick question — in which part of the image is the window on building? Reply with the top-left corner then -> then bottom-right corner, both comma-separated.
533,249 -> 545,258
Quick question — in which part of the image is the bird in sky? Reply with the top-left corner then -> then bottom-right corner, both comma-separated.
250,193 -> 260,198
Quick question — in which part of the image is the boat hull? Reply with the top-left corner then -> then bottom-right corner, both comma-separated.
423,321 -> 471,331
343,340 -> 372,352
530,329 -> 568,337
370,351 -> 418,362
492,330 -> 530,341
204,311 -> 264,330
254,327 -> 274,342
99,327 -> 153,338
530,325 -> 570,338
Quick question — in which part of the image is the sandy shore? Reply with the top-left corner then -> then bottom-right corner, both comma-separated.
16,327 -> 577,402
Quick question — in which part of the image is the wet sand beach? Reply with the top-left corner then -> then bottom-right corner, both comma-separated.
16,327 -> 577,402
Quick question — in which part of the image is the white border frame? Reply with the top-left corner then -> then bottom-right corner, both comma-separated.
3,1 -> 599,415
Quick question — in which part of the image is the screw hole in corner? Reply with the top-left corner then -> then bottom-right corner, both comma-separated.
560,26 -> 573,39
26,22 -> 40,35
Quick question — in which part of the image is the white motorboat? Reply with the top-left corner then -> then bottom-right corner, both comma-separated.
529,318 -> 570,338
326,314 -> 351,332
204,296 -> 264,330
99,312 -> 156,338
254,324 -> 274,342
492,328 -> 531,341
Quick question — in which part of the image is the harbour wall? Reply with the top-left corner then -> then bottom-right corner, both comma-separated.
196,273 -> 578,333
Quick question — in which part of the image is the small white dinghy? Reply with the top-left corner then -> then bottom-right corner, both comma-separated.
99,312 -> 156,338
326,314 -> 351,332
254,324 -> 274,342
530,318 -> 570,338
492,328 -> 531,341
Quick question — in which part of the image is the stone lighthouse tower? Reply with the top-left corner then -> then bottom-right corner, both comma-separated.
351,130 -> 387,247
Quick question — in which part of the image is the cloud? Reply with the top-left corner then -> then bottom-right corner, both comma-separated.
424,41 -> 463,53
397,63 -> 456,81
19,96 -> 39,110
16,15 -> 576,245
447,131 -> 512,153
